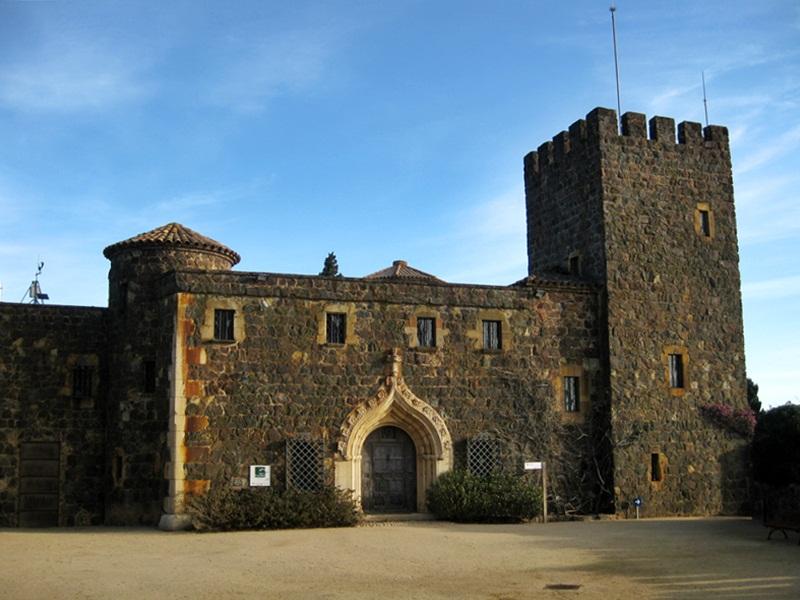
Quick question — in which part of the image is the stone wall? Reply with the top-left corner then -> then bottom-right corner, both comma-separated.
105,247 -> 235,525
159,270 -> 606,513
0,303 -> 107,526
525,108 -> 749,515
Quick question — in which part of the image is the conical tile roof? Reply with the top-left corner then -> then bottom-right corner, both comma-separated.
103,222 -> 240,264
364,260 -> 444,283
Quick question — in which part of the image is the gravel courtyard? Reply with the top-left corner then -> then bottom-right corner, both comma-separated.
1,517 -> 797,599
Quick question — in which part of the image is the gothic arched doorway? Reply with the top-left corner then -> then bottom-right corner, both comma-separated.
361,426 -> 417,513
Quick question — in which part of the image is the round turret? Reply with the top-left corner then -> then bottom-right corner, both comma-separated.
103,222 -> 240,309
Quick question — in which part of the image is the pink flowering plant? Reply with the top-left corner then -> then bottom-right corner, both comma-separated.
700,403 -> 756,437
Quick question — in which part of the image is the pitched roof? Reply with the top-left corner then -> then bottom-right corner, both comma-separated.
364,260 -> 444,283
103,222 -> 241,264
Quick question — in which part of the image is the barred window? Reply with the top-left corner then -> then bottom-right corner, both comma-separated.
213,309 -> 235,341
564,376 -> 580,412
482,320 -> 502,350
668,354 -> 684,389
72,366 -> 93,399
417,317 -> 436,348
286,438 -> 323,491
326,313 -> 346,344
467,434 -> 500,477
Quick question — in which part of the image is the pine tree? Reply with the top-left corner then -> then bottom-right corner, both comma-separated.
319,252 -> 342,277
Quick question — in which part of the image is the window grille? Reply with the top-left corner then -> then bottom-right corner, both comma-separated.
668,354 -> 684,388
482,320 -> 502,350
467,434 -> 500,477
213,309 -> 235,341
72,366 -> 93,399
326,313 -> 346,344
564,376 -> 580,412
286,438 -> 324,491
417,317 -> 436,348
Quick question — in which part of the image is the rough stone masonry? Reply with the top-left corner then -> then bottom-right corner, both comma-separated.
0,107 -> 750,528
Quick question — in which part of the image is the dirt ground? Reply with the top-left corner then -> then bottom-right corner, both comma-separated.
1,517 -> 797,599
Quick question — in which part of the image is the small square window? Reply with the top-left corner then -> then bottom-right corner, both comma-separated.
143,360 -> 156,394
564,376 -> 580,412
417,317 -> 436,348
326,313 -> 346,344
72,366 -> 93,399
213,309 -> 235,341
668,353 -> 684,389
482,320 -> 502,350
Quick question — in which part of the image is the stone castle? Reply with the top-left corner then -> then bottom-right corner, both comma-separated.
0,108 -> 749,528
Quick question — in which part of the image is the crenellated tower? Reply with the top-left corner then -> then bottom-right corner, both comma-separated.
525,108 -> 749,515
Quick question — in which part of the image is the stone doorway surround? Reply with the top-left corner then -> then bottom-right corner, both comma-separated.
335,349 -> 453,512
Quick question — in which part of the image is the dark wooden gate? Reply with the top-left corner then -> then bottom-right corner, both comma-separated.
18,442 -> 60,527
362,426 -> 416,512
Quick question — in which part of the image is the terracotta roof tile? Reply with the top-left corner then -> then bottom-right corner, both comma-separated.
103,223 -> 240,264
364,260 -> 444,283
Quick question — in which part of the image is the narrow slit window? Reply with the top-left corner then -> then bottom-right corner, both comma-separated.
569,254 -> 581,276
651,453 -> 663,482
482,320 -> 502,350
417,317 -> 436,348
143,360 -> 156,394
668,353 -> 684,389
213,309 -> 235,341
119,282 -> 128,314
564,376 -> 580,412
699,209 -> 711,237
72,366 -> 93,399
326,313 -> 346,344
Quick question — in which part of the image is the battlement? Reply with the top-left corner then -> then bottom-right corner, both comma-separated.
524,107 -> 729,176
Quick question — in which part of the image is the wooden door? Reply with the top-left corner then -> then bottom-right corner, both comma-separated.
18,442 -> 60,527
361,426 -> 416,512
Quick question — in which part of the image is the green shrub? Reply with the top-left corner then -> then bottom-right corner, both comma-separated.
752,404 -> 800,486
426,469 -> 541,523
188,485 -> 360,531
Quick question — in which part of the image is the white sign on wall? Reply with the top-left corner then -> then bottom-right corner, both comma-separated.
249,465 -> 271,487
524,461 -> 543,471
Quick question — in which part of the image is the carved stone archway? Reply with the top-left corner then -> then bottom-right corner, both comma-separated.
335,349 -> 453,512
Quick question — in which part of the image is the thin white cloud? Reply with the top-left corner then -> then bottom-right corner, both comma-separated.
438,188 -> 528,284
736,125 -> 800,174
152,178 -> 272,216
734,174 -> 795,207
0,38 -> 151,112
742,274 -> 800,301
207,29 -> 339,113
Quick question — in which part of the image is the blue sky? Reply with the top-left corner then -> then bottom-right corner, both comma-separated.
0,1 -> 797,408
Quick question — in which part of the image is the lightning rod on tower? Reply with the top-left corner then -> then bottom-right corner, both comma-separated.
610,3 -> 622,125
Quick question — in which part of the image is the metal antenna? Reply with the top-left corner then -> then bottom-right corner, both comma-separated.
610,3 -> 622,123
702,71 -> 710,127
21,260 -> 49,304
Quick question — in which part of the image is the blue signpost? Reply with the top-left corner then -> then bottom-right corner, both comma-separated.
633,496 -> 642,520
